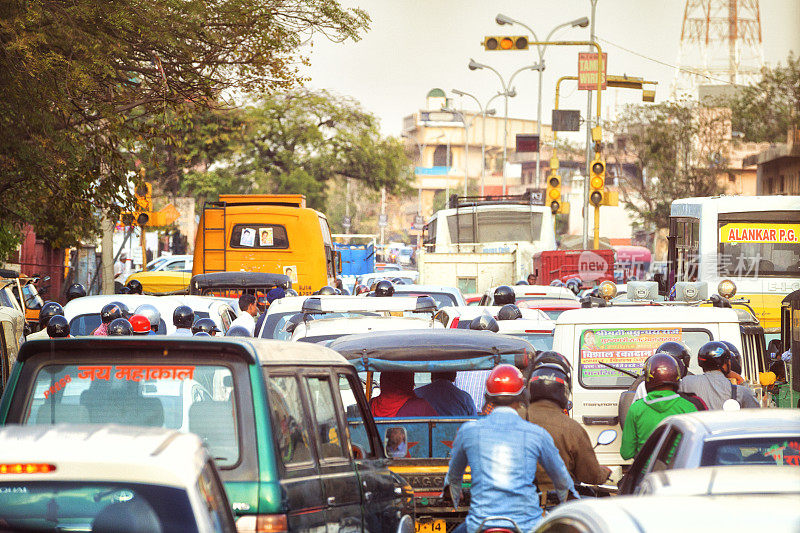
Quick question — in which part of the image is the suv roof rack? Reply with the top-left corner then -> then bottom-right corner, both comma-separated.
447,191 -> 545,209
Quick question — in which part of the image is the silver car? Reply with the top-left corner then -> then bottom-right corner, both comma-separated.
618,408 -> 800,494
636,464 -> 800,496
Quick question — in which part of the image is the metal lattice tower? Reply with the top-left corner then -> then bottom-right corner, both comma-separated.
672,0 -> 763,96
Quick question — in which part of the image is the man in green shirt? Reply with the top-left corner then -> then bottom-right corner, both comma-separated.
621,353 -> 697,459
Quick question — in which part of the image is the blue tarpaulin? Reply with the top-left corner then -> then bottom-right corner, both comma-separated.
334,243 -> 375,276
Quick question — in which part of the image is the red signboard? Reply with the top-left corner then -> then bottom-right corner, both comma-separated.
578,52 -> 607,90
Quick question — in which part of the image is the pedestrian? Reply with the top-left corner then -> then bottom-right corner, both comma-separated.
229,293 -> 258,336
679,341 -> 759,409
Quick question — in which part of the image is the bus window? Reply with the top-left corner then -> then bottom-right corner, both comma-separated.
448,210 -> 543,244
229,224 -> 289,249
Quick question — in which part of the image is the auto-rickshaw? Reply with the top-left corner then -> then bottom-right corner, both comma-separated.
189,272 -> 291,312
328,329 -> 534,533
0,271 -> 47,332
0,305 -> 24,393
770,289 -> 800,408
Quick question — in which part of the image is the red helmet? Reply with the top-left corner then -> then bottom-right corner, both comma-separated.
129,314 -> 151,335
485,364 -> 526,403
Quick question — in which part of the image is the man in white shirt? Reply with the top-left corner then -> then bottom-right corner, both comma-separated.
229,293 -> 258,336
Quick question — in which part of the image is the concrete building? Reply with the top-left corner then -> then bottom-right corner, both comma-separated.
748,129 -> 800,195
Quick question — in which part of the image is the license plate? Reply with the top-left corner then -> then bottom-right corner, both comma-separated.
415,520 -> 446,533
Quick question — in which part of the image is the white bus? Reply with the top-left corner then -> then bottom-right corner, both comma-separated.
669,196 -> 800,332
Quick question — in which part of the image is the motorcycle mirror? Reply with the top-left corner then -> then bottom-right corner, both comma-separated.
596,429 -> 617,447
722,399 -> 741,412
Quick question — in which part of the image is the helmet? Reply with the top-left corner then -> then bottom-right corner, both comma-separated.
38,301 -> 64,329
496,304 -> 522,321
354,284 -> 370,295
566,278 -> 582,295
340,287 -> 351,295
285,288 -> 299,297
107,318 -> 133,336
720,341 -> 743,374
192,317 -> 220,336
493,285 -> 515,305
550,280 -> 565,287
529,366 -> 570,410
485,364 -> 526,404
46,315 -> 71,338
126,279 -> 143,295
267,287 -> 286,304
516,280 -> 529,285
226,325 -> 251,337
469,314 -> 499,332
644,353 -> 682,392
100,303 -> 124,324
655,341 -> 691,371
533,351 -> 572,384
117,285 -> 131,295
374,280 -> 395,297
134,304 -> 161,332
110,301 -> 131,318
129,314 -> 151,335
66,283 -> 86,302
194,331 -> 211,337
318,286 -> 337,295
697,341 -> 731,371
334,288 -> 342,295
173,305 -> 194,329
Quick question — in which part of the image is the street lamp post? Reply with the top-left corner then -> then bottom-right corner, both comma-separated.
495,14 -> 589,188
440,107 -> 474,197
453,88 -> 498,196
401,132 -> 426,218
468,60 -> 543,195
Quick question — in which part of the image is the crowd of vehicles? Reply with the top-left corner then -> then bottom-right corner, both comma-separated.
0,193 -> 798,531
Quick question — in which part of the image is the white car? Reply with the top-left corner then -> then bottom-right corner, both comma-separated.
434,305 -> 555,352
635,465 -> 800,497
257,295 -> 382,339
479,284 -> 579,305
356,270 -> 419,288
290,315 -> 443,344
0,424 -> 236,532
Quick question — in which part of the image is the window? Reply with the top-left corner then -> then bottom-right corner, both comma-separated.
652,428 -> 684,471
229,224 -> 289,249
671,217 -> 700,282
717,212 -> 800,277
508,333 -> 554,352
700,436 -> 800,466
432,145 -> 452,167
267,375 -> 313,466
164,260 -> 186,271
447,210 -> 542,244
69,315 -> 168,336
197,461 -> 236,533
337,373 -> 375,458
306,376 -> 346,460
26,364 -> 239,467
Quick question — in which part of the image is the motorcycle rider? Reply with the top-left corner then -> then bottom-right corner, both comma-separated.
27,301 -> 64,340
445,364 -> 576,533
632,341 -> 692,400
525,362 -> 611,503
134,304 -> 160,334
679,341 -> 759,409
172,305 -> 195,336
92,303 -> 124,336
65,283 -> 86,302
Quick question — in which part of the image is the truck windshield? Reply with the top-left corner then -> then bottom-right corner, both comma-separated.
448,210 -> 542,244
23,362 -> 239,467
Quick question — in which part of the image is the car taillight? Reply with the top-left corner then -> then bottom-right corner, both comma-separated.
450,317 -> 459,328
525,330 -> 551,333
0,463 -> 56,474
235,514 -> 288,533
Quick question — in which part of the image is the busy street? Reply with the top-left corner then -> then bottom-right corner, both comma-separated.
1,0 -> 799,532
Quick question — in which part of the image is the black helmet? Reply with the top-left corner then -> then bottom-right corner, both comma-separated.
493,285 -> 515,305
469,314 -> 499,333
66,283 -> 86,302
566,278 -> 582,295
697,341 -> 731,371
192,317 -> 220,336
374,280 -> 395,297
655,341 -> 691,371
107,318 -> 133,336
720,341 -> 742,374
354,284 -> 369,295
100,303 -> 124,324
529,366 -> 570,410
173,305 -> 194,329
126,279 -> 143,295
194,331 -> 211,337
533,351 -> 572,384
644,353 -> 681,392
110,301 -> 131,318
38,301 -> 64,329
46,315 -> 71,338
318,286 -> 337,296
226,325 -> 251,337
497,304 -> 522,321
516,280 -> 529,285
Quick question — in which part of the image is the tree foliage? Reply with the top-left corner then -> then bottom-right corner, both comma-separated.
608,99 -> 729,230
0,0 -> 369,259
728,53 -> 800,143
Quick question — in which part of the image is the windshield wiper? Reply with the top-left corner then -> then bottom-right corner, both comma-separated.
596,360 -> 639,379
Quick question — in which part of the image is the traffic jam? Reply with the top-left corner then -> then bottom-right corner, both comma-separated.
0,192 -> 797,533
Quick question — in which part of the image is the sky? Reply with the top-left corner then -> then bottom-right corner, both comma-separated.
303,0 -> 800,141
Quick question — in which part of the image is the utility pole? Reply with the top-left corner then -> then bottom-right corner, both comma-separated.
380,186 -> 386,246
582,0 -> 599,250
101,215 -> 114,294
345,178 -> 351,235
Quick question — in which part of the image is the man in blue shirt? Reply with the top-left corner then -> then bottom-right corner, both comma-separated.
445,365 -> 576,533
416,372 -> 477,416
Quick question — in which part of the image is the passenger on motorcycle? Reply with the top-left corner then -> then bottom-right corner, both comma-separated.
445,365 -> 576,533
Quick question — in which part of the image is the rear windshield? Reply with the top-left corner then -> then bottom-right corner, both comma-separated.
507,332 -> 553,352
69,315 -> 168,336
230,224 -> 289,249
701,436 -> 800,467
0,481 -> 197,532
394,291 -> 456,308
578,327 -> 711,389
23,362 -> 239,466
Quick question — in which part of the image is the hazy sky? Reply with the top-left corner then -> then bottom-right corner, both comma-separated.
303,0 -> 800,141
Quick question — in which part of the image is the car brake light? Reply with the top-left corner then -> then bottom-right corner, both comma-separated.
235,514 -> 288,533
450,317 -> 459,328
0,463 -> 56,474
525,330 -> 551,334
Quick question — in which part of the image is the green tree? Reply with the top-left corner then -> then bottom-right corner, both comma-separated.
728,53 -> 800,143
608,99 -> 729,231
0,0 -> 369,259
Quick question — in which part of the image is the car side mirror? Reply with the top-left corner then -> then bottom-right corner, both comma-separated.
596,429 -> 617,447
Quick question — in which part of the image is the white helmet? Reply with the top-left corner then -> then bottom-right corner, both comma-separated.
135,304 -> 161,332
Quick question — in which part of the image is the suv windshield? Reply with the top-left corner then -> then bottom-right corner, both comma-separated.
69,315 -> 168,336
24,362 -> 239,466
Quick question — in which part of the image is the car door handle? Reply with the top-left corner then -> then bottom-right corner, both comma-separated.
327,496 -> 336,505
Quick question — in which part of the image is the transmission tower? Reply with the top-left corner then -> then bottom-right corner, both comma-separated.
673,0 -> 763,96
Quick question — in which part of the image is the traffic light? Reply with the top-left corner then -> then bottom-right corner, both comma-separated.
135,181 -> 152,212
589,155 -> 606,207
546,172 -> 562,214
483,35 -> 529,51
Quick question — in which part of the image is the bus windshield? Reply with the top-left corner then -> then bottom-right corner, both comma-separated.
718,213 -> 800,277
447,210 -> 542,244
